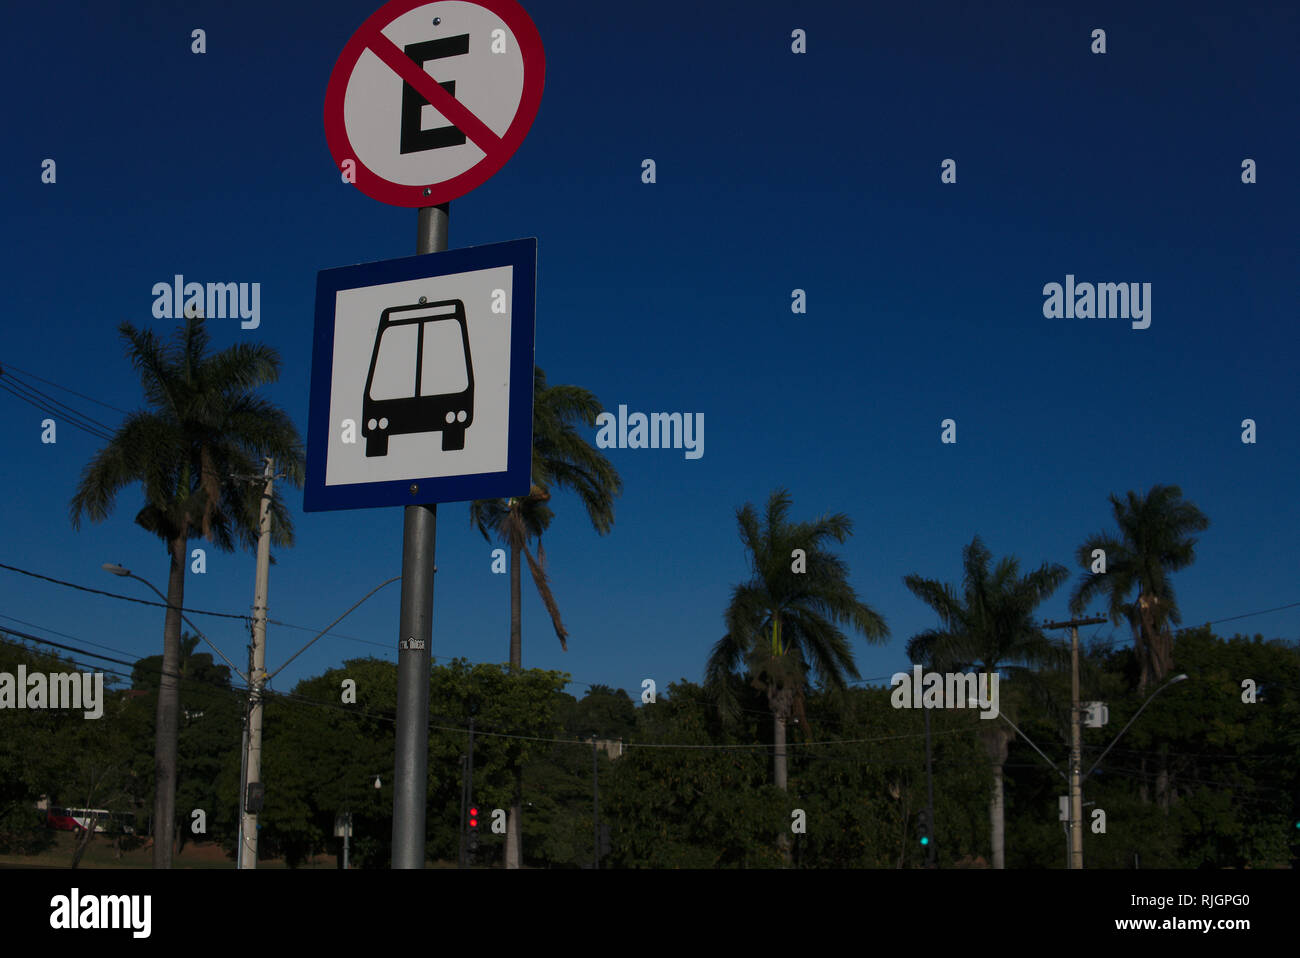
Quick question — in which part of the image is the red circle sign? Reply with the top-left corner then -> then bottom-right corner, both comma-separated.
324,0 -> 545,208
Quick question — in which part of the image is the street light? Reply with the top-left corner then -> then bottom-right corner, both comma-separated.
101,563 -> 246,680
104,560 -> 253,869
105,562 -> 399,870
966,697 -> 1068,784
1084,673 -> 1188,782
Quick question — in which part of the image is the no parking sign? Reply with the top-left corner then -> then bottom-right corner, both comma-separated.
324,0 -> 546,207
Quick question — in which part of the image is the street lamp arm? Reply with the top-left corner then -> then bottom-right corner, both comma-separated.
1083,674 -> 1187,782
110,566 -> 248,683
266,576 -> 401,681
998,711 -> 1069,785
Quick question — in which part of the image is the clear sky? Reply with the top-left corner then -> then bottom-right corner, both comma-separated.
2,0 -> 1297,702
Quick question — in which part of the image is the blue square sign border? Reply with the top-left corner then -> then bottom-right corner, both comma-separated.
304,237 -> 537,512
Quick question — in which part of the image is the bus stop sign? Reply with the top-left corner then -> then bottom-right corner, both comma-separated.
324,0 -> 545,207
304,238 -> 536,511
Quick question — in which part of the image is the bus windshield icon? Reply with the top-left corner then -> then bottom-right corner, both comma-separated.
362,300 -> 474,457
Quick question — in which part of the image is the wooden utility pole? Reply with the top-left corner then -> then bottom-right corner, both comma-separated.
1045,616 -> 1106,869
239,457 -> 274,869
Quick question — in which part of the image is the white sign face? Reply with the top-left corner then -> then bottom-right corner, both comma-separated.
324,265 -> 513,489
346,3 -> 523,187
307,240 -> 536,512
324,0 -> 545,207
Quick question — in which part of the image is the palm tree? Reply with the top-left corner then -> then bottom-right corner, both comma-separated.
904,536 -> 1068,869
706,488 -> 889,865
469,486 -> 567,665
1068,485 -> 1208,809
1068,485 -> 1209,693
70,314 -> 304,868
469,365 -> 622,868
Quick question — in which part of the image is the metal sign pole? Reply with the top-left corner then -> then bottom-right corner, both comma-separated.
391,202 -> 449,868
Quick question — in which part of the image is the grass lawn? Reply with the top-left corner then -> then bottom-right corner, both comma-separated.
0,831 -> 469,868
0,831 -> 338,868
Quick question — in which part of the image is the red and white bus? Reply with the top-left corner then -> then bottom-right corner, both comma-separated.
46,807 -> 134,834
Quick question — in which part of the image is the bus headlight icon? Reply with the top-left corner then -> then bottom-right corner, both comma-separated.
362,299 -> 474,457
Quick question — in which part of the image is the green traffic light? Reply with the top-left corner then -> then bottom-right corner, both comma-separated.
920,836 -> 929,845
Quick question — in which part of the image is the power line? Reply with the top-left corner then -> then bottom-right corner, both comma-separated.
0,380 -> 114,442
0,628 -> 140,671
1188,601 -> 1300,631
0,612 -> 147,662
0,562 -> 249,620
0,360 -> 131,415
267,618 -> 391,650
0,369 -> 119,435
1054,603 -> 1300,642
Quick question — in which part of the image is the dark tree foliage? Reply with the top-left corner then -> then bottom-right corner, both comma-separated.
3,628 -> 1293,869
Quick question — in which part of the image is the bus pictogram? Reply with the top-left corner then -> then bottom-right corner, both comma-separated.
362,299 -> 475,457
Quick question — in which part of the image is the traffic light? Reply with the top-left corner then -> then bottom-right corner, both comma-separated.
917,808 -> 931,847
468,804 -> 479,863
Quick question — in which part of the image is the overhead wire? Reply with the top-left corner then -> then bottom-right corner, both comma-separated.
0,372 -> 119,434
0,379 -> 115,442
0,562 -> 250,621
0,360 -> 131,414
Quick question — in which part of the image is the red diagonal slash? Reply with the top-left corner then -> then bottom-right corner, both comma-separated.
366,28 -> 505,157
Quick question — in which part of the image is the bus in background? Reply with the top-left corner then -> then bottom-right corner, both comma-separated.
361,299 -> 474,457
46,807 -> 135,834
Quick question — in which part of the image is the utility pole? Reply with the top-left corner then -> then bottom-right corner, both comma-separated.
236,708 -> 249,869
239,457 -> 275,869
1045,616 -> 1105,870
391,203 -> 448,868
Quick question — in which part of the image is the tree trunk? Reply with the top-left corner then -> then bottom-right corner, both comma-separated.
1136,593 -> 1172,693
152,536 -> 186,869
775,711 -> 791,866
980,724 -> 1010,869
770,686 -> 792,867
71,821 -> 96,868
505,772 -> 522,869
990,763 -> 1005,869
505,540 -> 523,868
773,711 -> 788,792
509,541 -> 522,670
1156,744 -> 1171,814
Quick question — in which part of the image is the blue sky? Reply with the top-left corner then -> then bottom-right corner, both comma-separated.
1,0 -> 1297,703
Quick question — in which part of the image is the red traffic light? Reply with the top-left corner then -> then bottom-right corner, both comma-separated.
469,806 -> 478,827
